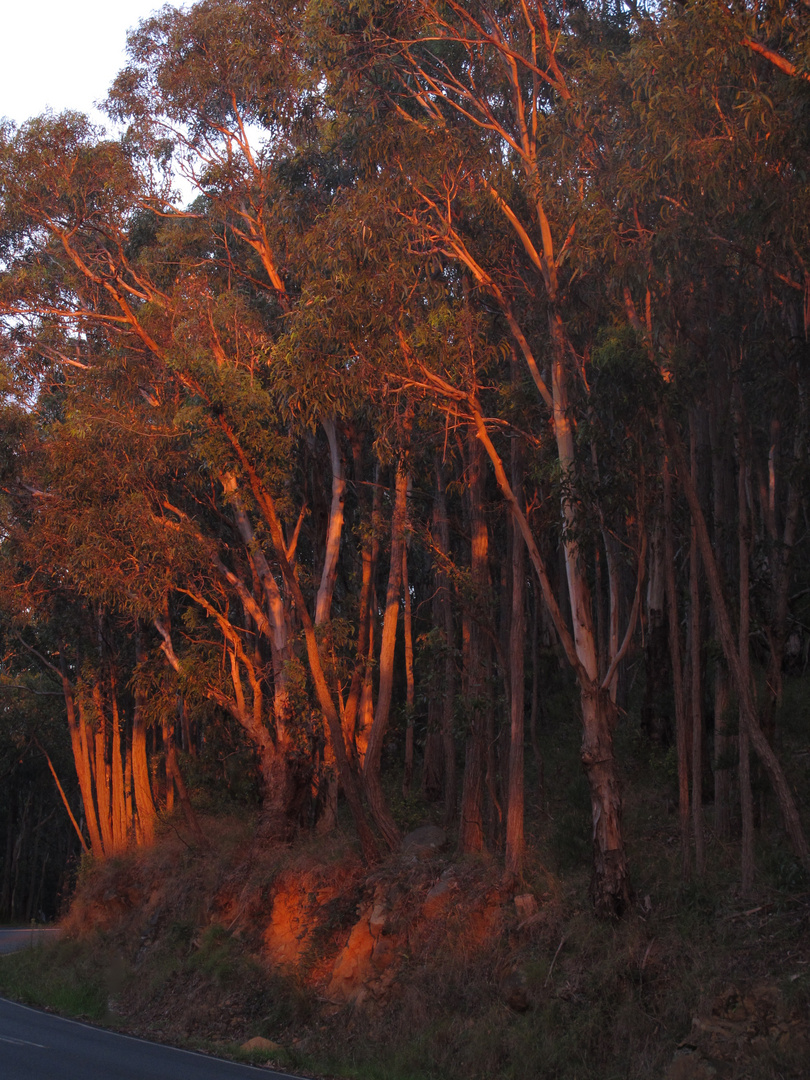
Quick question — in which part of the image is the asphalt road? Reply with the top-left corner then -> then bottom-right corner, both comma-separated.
0,996 -> 312,1080
0,930 -> 309,1079
0,928 -> 63,955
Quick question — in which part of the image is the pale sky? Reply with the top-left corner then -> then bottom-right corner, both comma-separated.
0,1 -> 177,131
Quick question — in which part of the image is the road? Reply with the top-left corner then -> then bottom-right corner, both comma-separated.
0,930 -> 309,1079
0,927 -> 63,955
0,997 -> 310,1080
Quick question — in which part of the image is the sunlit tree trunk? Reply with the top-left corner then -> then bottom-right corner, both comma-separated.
364,461 -> 409,850
313,418 -> 347,832
132,626 -> 157,845
220,472 -> 292,726
90,685 -> 115,856
315,416 -> 346,627
221,422 -> 381,862
344,461 -> 381,767
59,647 -> 104,859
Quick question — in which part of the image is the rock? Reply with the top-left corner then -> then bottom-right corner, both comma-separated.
264,887 -> 309,967
328,912 -> 376,996
671,980 -> 810,1079
327,902 -> 403,1002
264,874 -> 344,968
241,1036 -> 283,1054
400,826 -> 447,858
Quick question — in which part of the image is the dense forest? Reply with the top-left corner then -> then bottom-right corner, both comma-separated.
1,0 -> 809,933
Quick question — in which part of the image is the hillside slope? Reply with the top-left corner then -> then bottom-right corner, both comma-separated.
1,808 -> 808,1080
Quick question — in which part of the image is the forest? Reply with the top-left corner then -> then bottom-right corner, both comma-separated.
0,0 -> 809,984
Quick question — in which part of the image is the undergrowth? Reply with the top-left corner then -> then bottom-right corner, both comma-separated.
1,677 -> 808,1080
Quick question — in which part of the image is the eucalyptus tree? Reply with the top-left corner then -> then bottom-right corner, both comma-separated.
596,0 -> 810,883
313,0 -> 652,913
1,0 -> 437,859
0,99 -> 377,852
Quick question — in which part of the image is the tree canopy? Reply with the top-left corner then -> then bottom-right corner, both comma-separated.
1,0 -> 809,918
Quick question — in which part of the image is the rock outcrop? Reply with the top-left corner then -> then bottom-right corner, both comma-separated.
665,982 -> 810,1079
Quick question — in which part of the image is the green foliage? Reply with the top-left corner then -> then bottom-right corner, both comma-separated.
2,0 -> 810,951
188,923 -> 244,987
0,938 -> 108,1021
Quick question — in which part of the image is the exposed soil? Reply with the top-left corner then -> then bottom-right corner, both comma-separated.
7,809 -> 804,1080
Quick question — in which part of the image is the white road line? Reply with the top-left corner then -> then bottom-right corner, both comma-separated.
0,1034 -> 47,1047
0,998 -> 307,1078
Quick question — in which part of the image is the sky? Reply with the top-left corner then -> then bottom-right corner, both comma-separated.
0,0 -> 175,131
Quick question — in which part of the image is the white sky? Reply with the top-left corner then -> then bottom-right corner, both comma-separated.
0,1 -> 176,131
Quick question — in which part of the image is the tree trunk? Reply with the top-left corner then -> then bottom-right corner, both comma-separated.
133,626 -> 157,845
663,459 -> 691,879
471,394 -> 630,911
642,522 -> 669,744
710,393 -> 735,839
162,712 -> 175,816
124,738 -> 133,840
458,435 -> 489,855
315,416 -> 346,627
167,737 -> 206,844
343,463 -> 381,765
364,461 -> 409,851
737,428 -> 755,893
402,539 -> 415,798
59,647 -> 104,859
221,472 -> 292,725
529,580 -> 545,815
90,685 -> 115,856
109,681 -> 128,852
312,420 -> 348,832
434,457 -> 457,825
224,427 -> 382,863
39,740 -> 89,854
663,412 -> 809,867
551,316 -> 630,914
602,528 -> 622,705
581,689 -> 630,916
689,424 -> 705,877
505,436 -> 526,878
761,427 -> 802,743
714,665 -> 733,841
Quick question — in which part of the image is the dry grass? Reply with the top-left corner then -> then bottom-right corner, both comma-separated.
1,678 -> 809,1080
